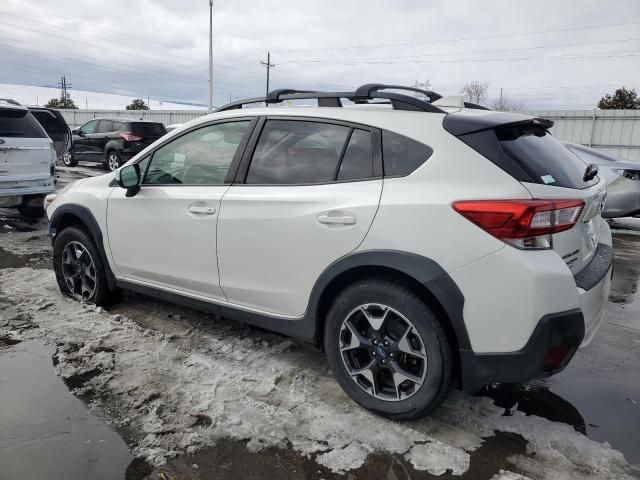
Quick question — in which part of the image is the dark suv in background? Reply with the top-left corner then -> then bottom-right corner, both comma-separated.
64,118 -> 167,171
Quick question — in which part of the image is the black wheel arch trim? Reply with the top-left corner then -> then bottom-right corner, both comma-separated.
48,204 -> 118,290
305,250 -> 471,351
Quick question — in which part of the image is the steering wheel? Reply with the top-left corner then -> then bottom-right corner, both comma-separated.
182,163 -> 225,184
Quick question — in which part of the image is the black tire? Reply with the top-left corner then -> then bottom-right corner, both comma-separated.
106,150 -> 122,171
53,226 -> 115,306
62,151 -> 78,167
17,197 -> 45,218
324,278 -> 454,420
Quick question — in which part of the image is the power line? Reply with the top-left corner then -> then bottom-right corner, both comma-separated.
272,19 -> 640,53
260,52 -> 276,96
277,37 -> 640,64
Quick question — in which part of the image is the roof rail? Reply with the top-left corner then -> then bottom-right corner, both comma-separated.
215,83 -> 446,113
0,98 -> 22,106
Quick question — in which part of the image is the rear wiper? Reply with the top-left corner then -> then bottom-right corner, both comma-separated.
583,163 -> 598,182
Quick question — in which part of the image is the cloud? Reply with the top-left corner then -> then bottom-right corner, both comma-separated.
1,0 -> 638,108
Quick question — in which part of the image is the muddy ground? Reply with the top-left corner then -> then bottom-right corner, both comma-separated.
0,164 -> 639,480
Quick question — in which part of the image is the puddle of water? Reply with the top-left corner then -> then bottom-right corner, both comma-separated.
0,339 -> 135,480
152,434 -> 526,480
0,247 -> 50,269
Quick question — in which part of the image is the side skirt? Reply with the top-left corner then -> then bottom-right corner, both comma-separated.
116,280 -> 318,344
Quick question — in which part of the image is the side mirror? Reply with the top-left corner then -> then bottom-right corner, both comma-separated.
117,164 -> 141,196
71,127 -> 80,135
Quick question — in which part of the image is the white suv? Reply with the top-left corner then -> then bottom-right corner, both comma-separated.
45,85 -> 612,419
1,99 -> 69,217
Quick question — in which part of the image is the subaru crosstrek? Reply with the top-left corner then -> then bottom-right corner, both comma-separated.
45,85 -> 613,419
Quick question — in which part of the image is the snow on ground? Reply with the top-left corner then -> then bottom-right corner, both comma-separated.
1,83 -> 206,110
0,261 -> 636,479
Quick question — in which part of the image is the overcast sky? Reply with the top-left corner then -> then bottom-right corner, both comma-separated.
1,0 -> 639,109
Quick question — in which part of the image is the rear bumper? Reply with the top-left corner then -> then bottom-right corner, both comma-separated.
0,180 -> 54,198
457,242 -> 613,393
460,309 -> 585,393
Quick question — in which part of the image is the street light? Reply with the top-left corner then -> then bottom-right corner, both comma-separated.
208,0 -> 214,112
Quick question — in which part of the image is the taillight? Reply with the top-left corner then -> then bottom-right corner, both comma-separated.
119,131 -> 143,142
452,199 -> 584,249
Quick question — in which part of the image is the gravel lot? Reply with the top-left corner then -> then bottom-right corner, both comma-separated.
1,164 -> 639,480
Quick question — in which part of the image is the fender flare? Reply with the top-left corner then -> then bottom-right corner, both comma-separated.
306,250 -> 471,350
49,204 -> 117,290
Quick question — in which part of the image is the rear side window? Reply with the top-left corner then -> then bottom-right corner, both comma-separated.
246,120 -> 350,184
382,130 -> 432,176
497,125 -> 597,189
130,122 -> 166,137
0,109 -> 47,138
112,121 -> 124,131
97,120 -> 113,133
337,129 -> 373,181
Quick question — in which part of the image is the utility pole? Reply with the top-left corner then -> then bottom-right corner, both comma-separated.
260,52 -> 275,99
499,88 -> 503,103
58,76 -> 72,101
208,0 -> 214,112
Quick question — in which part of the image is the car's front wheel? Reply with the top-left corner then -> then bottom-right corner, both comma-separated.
106,150 -> 122,171
324,278 -> 454,420
53,227 -> 114,305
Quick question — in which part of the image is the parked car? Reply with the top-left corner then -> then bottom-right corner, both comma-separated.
45,84 -> 612,419
564,143 -> 640,218
0,99 -> 69,217
63,118 -> 167,171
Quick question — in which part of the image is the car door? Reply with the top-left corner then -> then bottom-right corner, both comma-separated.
106,118 -> 256,300
73,119 -> 98,159
217,117 -> 383,316
91,120 -> 113,158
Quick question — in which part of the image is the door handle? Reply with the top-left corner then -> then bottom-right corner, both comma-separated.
317,212 -> 357,225
188,205 -> 216,215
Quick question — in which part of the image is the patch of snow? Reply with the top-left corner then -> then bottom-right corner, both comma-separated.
0,266 -> 637,478
490,470 -> 531,480
404,441 -> 470,476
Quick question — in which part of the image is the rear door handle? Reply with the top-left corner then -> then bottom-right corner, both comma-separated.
188,205 -> 216,215
317,212 -> 357,225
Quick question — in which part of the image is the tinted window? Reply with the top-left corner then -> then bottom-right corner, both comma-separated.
497,125 -> 597,189
0,109 -> 47,138
130,122 -> 166,137
382,130 -> 432,176
247,120 -> 350,184
29,110 -> 67,141
97,120 -> 113,133
81,120 -> 98,134
337,129 -> 373,181
144,121 -> 251,185
112,121 -> 124,131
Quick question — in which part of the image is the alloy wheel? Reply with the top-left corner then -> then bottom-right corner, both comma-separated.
108,153 -> 120,171
339,303 -> 427,401
61,241 -> 97,301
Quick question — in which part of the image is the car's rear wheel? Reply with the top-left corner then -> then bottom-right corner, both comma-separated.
53,227 -> 114,305
324,278 -> 453,420
62,151 -> 78,167
106,150 -> 122,171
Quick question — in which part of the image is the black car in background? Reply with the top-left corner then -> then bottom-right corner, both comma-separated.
64,118 -> 167,171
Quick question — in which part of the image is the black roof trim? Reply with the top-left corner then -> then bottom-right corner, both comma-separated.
215,83 -> 446,113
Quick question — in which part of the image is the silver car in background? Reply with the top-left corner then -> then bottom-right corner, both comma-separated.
565,143 -> 640,218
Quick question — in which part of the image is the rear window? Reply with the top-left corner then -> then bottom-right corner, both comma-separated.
129,122 -> 166,137
0,109 -> 47,138
497,125 -> 598,189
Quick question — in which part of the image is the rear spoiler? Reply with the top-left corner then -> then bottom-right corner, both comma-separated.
443,113 -> 554,136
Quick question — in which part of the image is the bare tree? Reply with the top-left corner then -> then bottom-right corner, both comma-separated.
459,80 -> 489,105
491,95 -> 526,113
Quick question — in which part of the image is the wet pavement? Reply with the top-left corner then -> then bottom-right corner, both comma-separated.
1,163 -> 639,479
0,338 -> 133,480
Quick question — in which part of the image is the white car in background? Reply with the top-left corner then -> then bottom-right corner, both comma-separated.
565,143 -> 640,218
0,99 -> 69,217
45,84 -> 613,419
